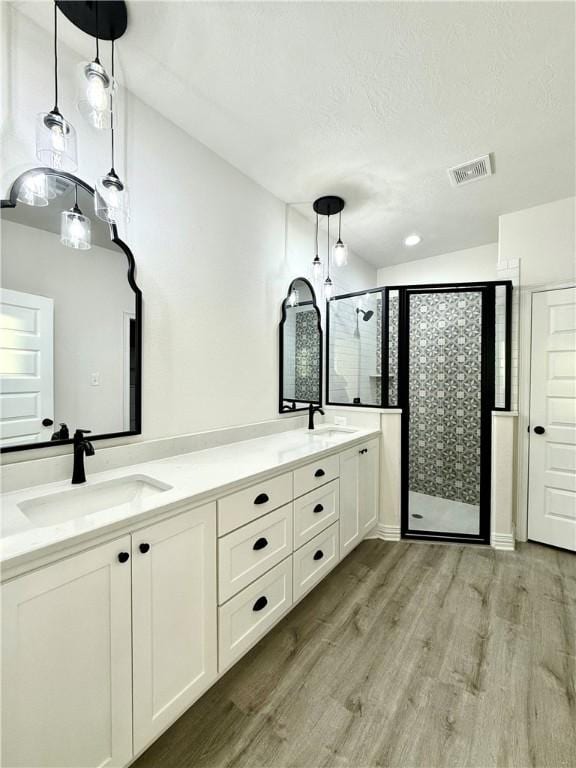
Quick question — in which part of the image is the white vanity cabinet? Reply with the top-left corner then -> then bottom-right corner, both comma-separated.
1,536 -> 134,768
339,438 -> 380,558
1,503 -> 217,768
131,505 -> 217,755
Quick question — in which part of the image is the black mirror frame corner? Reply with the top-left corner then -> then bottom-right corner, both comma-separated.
0,167 -> 143,454
278,276 -> 323,414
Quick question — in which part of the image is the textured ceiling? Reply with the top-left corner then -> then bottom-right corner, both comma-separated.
15,1 -> 576,267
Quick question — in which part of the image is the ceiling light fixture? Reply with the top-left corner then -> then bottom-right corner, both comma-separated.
404,234 -> 422,247
77,3 -> 115,130
312,196 -> 346,301
61,184 -> 91,250
95,39 -> 130,225
312,213 -> 322,288
332,210 -> 348,267
36,2 -> 77,171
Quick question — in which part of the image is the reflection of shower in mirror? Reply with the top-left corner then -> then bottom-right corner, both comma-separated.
356,308 -> 374,321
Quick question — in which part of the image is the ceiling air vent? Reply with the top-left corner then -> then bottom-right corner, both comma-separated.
448,154 -> 493,187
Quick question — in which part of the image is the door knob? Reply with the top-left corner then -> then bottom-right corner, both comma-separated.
139,543 -> 150,554
533,426 -> 546,435
117,552 -> 130,563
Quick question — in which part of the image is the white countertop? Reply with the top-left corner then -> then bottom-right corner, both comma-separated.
0,426 -> 379,578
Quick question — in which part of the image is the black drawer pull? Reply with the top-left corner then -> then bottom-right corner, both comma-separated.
253,537 -> 268,551
253,596 -> 268,612
313,503 -> 324,514
117,551 -> 130,563
359,448 -> 368,454
254,493 -> 269,505
313,550 -> 324,561
139,543 -> 150,554
314,469 -> 325,478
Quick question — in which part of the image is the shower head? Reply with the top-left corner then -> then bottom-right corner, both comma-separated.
356,308 -> 374,321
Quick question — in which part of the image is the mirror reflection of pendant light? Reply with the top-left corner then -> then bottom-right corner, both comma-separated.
16,172 -> 50,207
332,210 -> 348,267
61,185 -> 91,250
95,40 -> 130,225
312,212 -> 322,288
288,289 -> 299,307
36,2 -> 77,172
77,3 -> 115,130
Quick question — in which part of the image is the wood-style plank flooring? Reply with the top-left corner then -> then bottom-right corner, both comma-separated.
133,540 -> 576,768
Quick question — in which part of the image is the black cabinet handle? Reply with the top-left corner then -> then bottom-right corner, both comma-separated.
533,426 -> 546,435
253,537 -> 268,551
117,552 -> 130,563
313,550 -> 324,561
313,503 -> 324,514
359,448 -> 368,455
139,543 -> 150,554
253,596 -> 268,612
254,493 -> 269,505
42,418 -> 54,427
314,469 -> 325,478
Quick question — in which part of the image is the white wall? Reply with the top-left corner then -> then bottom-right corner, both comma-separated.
2,219 -> 135,434
0,4 -> 377,460
376,243 -> 498,286
498,196 -> 575,286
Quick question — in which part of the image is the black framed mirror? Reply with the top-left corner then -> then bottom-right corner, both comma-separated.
0,167 -> 142,453
279,277 -> 322,413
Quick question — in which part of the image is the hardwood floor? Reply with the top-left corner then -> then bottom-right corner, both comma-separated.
133,540 -> 576,768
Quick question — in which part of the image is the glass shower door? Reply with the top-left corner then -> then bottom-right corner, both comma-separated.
402,287 -> 493,543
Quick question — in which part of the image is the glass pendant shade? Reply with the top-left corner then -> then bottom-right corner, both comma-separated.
77,61 -> 115,130
36,110 -> 78,171
332,238 -> 348,267
16,172 -> 50,207
312,254 -> 322,286
324,276 -> 333,300
95,170 -> 130,225
61,205 -> 91,250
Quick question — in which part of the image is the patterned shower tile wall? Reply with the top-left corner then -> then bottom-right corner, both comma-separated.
387,291 -> 399,406
294,310 -> 320,401
408,292 -> 482,505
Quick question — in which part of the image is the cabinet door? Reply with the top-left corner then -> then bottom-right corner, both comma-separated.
132,504 -> 217,755
359,438 -> 380,534
1,537 -> 133,768
339,445 -> 362,558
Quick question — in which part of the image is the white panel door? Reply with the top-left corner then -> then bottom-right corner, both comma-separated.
528,287 -> 576,551
339,445 -> 362,557
1,536 -> 133,768
0,287 -> 54,446
359,438 -> 380,535
132,505 -> 218,755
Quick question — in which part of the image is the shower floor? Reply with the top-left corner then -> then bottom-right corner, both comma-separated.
409,491 -> 479,535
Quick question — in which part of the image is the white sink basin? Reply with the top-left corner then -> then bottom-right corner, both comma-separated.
18,475 -> 173,527
310,426 -> 358,438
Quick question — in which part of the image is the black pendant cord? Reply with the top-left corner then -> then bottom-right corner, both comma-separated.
338,210 -> 342,240
315,212 -> 319,256
52,1 -> 59,112
110,39 -> 116,173
326,213 -> 330,277
95,0 -> 100,62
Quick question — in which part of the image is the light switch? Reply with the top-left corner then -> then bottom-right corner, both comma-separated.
91,372 -> 101,386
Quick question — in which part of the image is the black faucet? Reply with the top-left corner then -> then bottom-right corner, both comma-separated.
308,403 -> 325,430
72,429 -> 95,484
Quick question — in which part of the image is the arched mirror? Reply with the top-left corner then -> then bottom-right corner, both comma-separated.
279,277 -> 322,413
0,168 -> 142,452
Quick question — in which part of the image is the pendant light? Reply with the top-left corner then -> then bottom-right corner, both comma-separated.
324,211 -> 333,300
36,2 -> 77,171
95,40 -> 130,225
77,3 -> 115,130
16,172 -> 50,207
61,185 -> 91,250
312,213 -> 322,288
332,210 -> 348,267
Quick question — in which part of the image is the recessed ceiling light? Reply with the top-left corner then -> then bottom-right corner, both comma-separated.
404,234 -> 421,247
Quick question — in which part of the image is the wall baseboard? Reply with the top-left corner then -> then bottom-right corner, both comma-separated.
374,523 -> 401,541
491,532 -> 515,550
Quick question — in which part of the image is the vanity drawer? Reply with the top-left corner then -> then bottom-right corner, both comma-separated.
293,454 -> 339,498
218,472 -> 292,536
218,504 -> 293,604
293,479 -> 339,550
293,523 -> 339,602
219,556 -> 293,672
